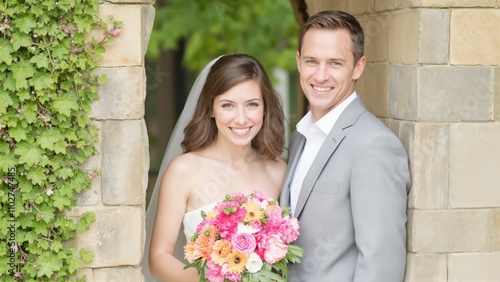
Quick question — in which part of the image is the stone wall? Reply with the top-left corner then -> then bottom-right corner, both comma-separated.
70,1 -> 154,281
300,1 -> 500,281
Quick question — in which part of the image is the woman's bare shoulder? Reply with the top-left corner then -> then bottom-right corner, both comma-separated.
163,152 -> 204,177
263,156 -> 287,172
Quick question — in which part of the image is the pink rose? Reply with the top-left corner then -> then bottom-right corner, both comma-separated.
231,233 -> 256,254
263,234 -> 288,264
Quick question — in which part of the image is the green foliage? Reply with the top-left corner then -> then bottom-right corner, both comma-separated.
0,0 -> 120,280
147,0 -> 299,74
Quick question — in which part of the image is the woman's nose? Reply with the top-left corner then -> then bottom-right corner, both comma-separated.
234,108 -> 247,124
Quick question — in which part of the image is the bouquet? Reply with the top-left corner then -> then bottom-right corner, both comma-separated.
184,191 -> 304,282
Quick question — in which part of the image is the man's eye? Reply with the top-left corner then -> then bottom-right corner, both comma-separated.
305,60 -> 317,65
332,61 -> 342,66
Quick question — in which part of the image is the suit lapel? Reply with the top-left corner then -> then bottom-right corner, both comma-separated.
293,97 -> 367,217
280,132 -> 306,208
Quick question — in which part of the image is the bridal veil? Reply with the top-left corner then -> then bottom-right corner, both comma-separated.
141,56 -> 222,281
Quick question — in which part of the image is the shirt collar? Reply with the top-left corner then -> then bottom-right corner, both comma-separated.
297,92 -> 358,136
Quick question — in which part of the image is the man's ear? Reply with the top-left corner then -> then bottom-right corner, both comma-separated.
295,51 -> 301,74
353,56 -> 366,80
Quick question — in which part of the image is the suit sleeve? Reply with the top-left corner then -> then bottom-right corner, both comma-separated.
350,131 -> 411,282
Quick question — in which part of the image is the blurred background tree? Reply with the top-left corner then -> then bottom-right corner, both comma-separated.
145,0 -> 300,203
147,0 -> 298,73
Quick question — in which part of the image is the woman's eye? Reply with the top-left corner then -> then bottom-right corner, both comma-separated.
248,102 -> 260,107
221,103 -> 233,108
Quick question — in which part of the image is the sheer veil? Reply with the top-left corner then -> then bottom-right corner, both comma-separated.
141,56 -> 222,281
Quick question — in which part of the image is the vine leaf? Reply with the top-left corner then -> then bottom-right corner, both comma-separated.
37,252 -> 62,278
0,38 -> 14,65
38,129 -> 63,151
0,152 -> 18,172
14,16 -> 38,34
9,126 -> 28,141
53,93 -> 79,117
12,59 -> 36,90
79,248 -> 94,263
0,91 -> 13,114
11,32 -> 32,51
31,71 -> 55,91
30,53 -> 51,69
14,142 -> 44,166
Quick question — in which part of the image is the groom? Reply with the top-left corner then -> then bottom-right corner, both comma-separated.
281,10 -> 411,281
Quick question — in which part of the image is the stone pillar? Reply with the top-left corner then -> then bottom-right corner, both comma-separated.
302,0 -> 500,281
69,1 -> 155,281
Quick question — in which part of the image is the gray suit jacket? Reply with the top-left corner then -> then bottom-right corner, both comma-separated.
281,97 -> 411,282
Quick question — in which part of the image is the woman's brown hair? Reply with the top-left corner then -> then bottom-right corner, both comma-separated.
181,54 -> 285,160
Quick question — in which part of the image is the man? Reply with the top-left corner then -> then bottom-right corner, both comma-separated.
281,10 -> 411,281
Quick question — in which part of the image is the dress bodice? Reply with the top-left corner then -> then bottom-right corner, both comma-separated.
182,202 -> 217,239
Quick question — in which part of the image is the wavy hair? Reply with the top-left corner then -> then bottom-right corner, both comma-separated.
181,54 -> 285,160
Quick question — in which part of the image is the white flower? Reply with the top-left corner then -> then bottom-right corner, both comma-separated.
237,222 -> 259,234
245,252 -> 263,273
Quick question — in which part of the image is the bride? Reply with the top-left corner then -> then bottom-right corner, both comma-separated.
142,54 -> 287,281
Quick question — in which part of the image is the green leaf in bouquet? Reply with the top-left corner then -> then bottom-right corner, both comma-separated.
285,244 -> 305,264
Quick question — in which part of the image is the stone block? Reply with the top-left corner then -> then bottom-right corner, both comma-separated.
94,267 -> 144,282
407,209 -> 492,253
375,0 -> 411,11
494,210 -> 500,251
495,68 -> 500,121
415,0 -> 496,7
305,0 -> 346,13
101,120 -> 148,205
388,10 -> 419,64
74,268 -> 94,281
141,5 -> 155,58
87,4 -> 144,66
77,121 -> 102,206
359,15 -> 389,62
389,65 -> 418,120
68,206 -> 144,267
449,123 -> 500,208
404,253 -> 447,282
90,67 -> 146,120
450,9 -> 500,65
449,253 -> 500,282
402,122 -> 449,209
348,0 -> 375,14
418,66 -> 492,121
419,9 -> 449,64
357,63 -> 389,118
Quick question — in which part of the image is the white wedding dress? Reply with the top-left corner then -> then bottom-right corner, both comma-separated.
182,202 -> 217,239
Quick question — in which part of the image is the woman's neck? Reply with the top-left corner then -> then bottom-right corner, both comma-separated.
209,138 -> 257,166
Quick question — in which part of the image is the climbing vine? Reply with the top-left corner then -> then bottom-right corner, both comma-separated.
0,0 -> 120,280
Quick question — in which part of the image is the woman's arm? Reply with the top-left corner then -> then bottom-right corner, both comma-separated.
149,156 -> 199,281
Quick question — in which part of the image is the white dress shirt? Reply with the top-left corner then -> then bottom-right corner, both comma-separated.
290,92 -> 358,213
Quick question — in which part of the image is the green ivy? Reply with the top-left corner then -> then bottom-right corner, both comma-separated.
0,0 -> 121,280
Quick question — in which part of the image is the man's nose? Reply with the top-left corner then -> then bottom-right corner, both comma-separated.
314,64 -> 329,82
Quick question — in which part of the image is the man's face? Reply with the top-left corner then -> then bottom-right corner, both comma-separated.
296,28 -> 365,122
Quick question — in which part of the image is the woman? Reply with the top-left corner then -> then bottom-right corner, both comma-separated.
143,54 -> 287,281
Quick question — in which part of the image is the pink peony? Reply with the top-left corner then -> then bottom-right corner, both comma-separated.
263,234 -> 288,264
231,233 -> 256,254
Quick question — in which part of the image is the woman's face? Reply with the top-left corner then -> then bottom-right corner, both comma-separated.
212,80 -> 264,147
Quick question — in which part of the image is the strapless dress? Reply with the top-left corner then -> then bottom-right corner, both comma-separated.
182,202 -> 217,239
